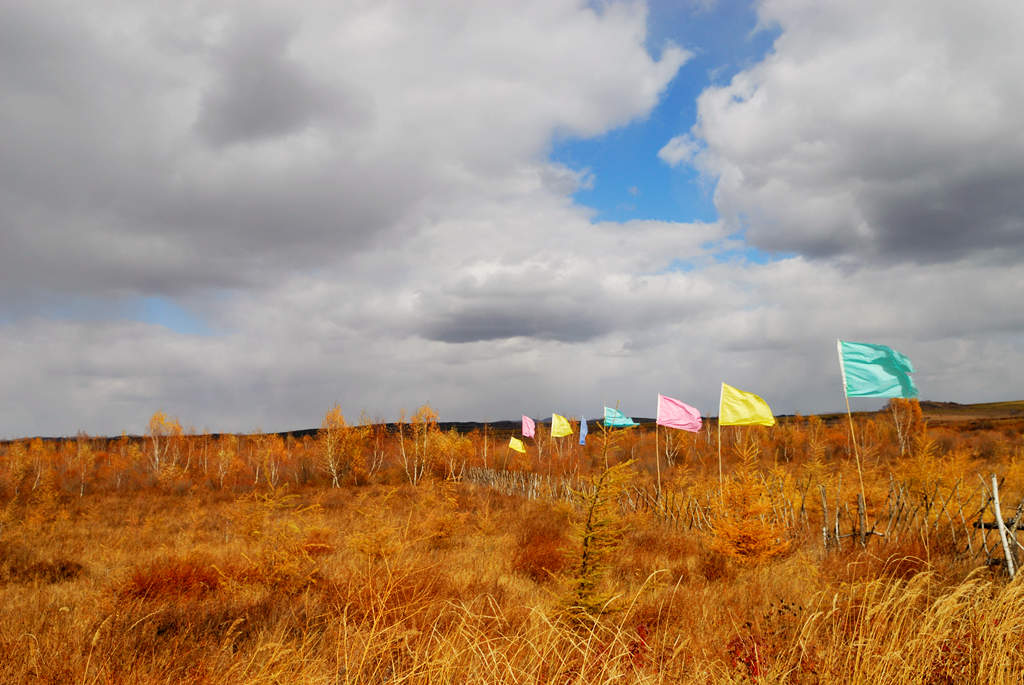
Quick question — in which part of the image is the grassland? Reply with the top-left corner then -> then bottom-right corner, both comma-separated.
2,400 -> 1024,683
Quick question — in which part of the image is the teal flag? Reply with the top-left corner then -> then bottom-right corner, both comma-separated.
603,406 -> 637,427
838,340 -> 918,398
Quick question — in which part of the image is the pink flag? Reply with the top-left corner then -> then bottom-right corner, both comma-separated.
522,415 -> 535,438
656,394 -> 702,432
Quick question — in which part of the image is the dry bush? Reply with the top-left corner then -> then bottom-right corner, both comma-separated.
612,519 -> 701,585
708,444 -> 796,566
511,501 -> 571,582
0,539 -> 85,585
119,554 -> 224,600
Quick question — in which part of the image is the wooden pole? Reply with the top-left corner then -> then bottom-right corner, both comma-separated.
717,419 -> 724,506
718,383 -> 725,506
993,474 -> 1016,579
655,422 -> 661,503
845,392 -> 868,547
838,340 -> 868,545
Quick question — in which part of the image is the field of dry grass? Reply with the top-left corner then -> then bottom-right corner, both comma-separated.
2,400 -> 1024,683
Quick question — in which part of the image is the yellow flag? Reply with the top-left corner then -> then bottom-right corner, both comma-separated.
719,383 -> 775,426
551,414 -> 573,438
509,436 -> 526,453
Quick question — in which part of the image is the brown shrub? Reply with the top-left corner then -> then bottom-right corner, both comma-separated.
509,502 -> 570,583
0,540 -> 85,584
120,554 -> 223,600
698,549 -> 736,583
301,527 -> 336,557
613,524 -> 699,584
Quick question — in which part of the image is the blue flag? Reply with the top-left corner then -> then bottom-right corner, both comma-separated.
838,340 -> 918,398
603,406 -> 637,427
579,416 -> 588,445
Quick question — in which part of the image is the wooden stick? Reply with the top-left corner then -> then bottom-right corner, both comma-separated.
992,474 -> 1016,579
655,422 -> 662,504
838,340 -> 868,534
717,419 -> 723,506
820,484 -> 830,551
718,384 -> 724,506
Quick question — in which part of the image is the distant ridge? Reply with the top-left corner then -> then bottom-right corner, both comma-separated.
7,400 -> 1023,442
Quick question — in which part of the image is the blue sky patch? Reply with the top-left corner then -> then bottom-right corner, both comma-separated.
550,1 -> 778,226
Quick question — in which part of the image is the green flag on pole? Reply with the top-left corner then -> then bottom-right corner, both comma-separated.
838,340 -> 918,398
603,406 -> 637,427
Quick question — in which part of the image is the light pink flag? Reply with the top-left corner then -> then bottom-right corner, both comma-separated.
656,394 -> 702,432
522,415 -> 536,438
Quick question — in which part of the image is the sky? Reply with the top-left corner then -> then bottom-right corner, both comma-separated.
2,0 -> 1022,437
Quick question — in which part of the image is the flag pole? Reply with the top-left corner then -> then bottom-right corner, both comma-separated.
655,418 -> 661,504
838,340 -> 868,527
717,383 -> 724,506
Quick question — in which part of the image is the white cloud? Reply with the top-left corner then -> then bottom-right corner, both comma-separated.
686,0 -> 1024,262
3,251 -> 1022,437
0,0 -> 688,304
658,134 -> 698,167
2,0 -> 1022,437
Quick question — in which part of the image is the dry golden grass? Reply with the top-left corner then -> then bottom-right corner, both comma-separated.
1,402 -> 1024,682
0,481 -> 1019,684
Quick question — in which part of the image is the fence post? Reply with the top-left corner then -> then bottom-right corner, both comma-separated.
857,493 -> 867,548
819,485 -> 830,552
992,474 -> 1015,579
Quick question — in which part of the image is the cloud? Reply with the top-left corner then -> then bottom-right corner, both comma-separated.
0,0 -> 688,305
658,134 -> 698,167
3,251 -> 1022,437
685,0 -> 1024,263
195,12 -> 337,147
2,0 -> 1022,437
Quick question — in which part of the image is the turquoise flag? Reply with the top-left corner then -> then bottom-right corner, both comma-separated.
603,406 -> 637,427
579,416 -> 588,445
838,340 -> 918,398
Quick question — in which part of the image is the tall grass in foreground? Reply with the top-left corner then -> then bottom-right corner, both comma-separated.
797,569 -> 1024,683
1,483 -> 1023,683
3,401 -> 1024,682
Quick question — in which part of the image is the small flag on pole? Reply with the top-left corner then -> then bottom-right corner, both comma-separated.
838,340 -> 918,398
719,383 -> 775,426
579,416 -> 588,445
522,415 -> 536,438
603,406 -> 637,427
509,436 -> 526,453
656,394 -> 702,432
551,414 -> 573,438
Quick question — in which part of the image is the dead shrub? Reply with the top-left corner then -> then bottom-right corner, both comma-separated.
120,554 -> 223,600
698,549 -> 736,583
510,502 -> 570,582
613,524 -> 699,583
301,527 -> 336,557
0,540 -> 85,584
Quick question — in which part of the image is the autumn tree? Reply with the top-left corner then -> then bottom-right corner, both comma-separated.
709,438 -> 795,565
147,411 -> 183,474
74,431 -> 96,497
434,428 -> 474,480
397,404 -> 438,485
318,405 -> 362,487
888,398 -> 924,456
213,434 -> 238,489
568,458 -> 635,617
360,412 -> 387,477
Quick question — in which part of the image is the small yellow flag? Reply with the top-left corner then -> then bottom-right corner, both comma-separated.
719,382 -> 775,426
509,436 -> 527,453
551,413 -> 573,438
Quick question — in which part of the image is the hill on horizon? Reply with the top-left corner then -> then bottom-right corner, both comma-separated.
9,399 -> 1024,443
